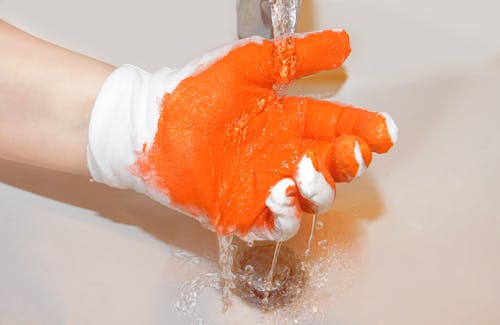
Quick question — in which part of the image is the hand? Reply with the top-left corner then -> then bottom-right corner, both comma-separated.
87,30 -> 397,242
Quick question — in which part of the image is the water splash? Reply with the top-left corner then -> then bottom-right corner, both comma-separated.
175,211 -> 359,324
173,249 -> 220,324
175,242 -> 355,324
232,243 -> 306,311
175,271 -> 220,324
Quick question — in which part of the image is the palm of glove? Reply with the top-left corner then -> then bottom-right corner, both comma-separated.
134,30 -> 397,240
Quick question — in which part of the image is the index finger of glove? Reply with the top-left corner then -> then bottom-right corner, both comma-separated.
293,29 -> 351,80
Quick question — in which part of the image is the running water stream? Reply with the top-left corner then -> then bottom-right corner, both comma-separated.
179,213 -> 341,323
270,0 -> 300,87
218,234 -> 236,311
266,241 -> 283,284
305,214 -> 318,256
215,0 -> 310,311
212,0 -> 325,315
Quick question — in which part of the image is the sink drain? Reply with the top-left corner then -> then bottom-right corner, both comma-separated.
232,243 -> 306,310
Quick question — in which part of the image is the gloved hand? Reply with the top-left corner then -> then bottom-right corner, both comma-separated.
87,30 -> 397,242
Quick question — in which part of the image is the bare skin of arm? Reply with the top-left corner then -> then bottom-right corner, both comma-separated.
0,20 -> 115,175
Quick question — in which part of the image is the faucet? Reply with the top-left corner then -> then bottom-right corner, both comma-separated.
237,0 -> 302,39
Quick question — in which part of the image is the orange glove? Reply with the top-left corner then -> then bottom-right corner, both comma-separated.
87,30 -> 397,242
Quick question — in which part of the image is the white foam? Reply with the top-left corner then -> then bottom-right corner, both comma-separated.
380,112 -> 398,145
354,141 -> 367,178
294,156 -> 335,214
241,178 -> 300,242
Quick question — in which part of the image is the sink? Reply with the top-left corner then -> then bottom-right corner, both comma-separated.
1,0 -> 499,324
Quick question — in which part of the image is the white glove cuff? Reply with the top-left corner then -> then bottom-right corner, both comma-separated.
87,65 -> 159,190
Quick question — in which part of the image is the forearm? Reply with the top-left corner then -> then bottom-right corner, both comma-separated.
0,20 -> 114,175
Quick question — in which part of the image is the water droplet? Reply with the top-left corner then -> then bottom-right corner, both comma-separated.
316,221 -> 324,230
318,240 -> 328,249
247,240 -> 254,247
257,98 -> 266,110
244,264 -> 254,273
198,218 -> 214,231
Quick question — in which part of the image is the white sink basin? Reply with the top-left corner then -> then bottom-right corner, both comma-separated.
1,0 -> 499,324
